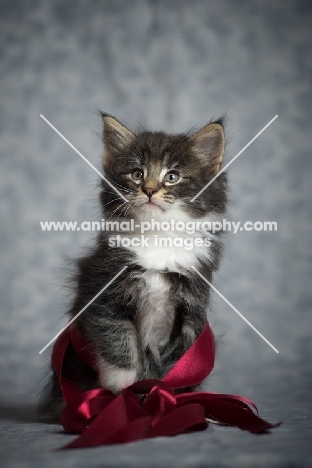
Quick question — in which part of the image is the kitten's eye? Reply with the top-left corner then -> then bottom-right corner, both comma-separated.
163,171 -> 180,184
131,169 -> 144,182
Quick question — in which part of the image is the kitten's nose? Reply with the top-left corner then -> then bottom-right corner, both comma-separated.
143,187 -> 158,199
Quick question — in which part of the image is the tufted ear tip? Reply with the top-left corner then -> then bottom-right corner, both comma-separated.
191,121 -> 225,173
101,114 -> 135,166
99,111 -> 109,120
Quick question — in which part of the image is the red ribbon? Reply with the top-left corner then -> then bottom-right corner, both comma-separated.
51,323 -> 279,449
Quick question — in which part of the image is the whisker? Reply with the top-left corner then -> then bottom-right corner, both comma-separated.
107,201 -> 128,220
102,197 -> 123,208
102,189 -> 128,196
117,203 -> 130,222
103,174 -> 131,193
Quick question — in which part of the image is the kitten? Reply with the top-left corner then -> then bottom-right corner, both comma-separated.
39,114 -> 227,416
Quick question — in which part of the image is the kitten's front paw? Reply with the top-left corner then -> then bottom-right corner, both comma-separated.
98,359 -> 137,393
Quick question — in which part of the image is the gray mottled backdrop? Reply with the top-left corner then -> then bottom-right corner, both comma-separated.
0,0 -> 311,443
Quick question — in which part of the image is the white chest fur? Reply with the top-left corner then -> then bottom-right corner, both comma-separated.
135,271 -> 174,359
126,205 -> 220,273
129,234 -> 207,272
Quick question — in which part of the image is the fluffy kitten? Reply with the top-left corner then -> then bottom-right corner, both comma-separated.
39,114 -> 227,415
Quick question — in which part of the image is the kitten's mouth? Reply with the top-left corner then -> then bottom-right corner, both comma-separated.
140,199 -> 165,212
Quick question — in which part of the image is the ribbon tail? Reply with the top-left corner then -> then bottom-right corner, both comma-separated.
202,399 -> 281,434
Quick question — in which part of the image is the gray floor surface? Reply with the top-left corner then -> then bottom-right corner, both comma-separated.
0,403 -> 311,467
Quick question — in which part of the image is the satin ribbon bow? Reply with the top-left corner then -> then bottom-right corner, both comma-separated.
51,323 -> 279,449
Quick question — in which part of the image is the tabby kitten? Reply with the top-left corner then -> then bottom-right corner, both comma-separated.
40,114 -> 227,415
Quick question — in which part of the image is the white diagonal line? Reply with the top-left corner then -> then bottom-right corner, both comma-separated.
39,266 -> 128,354
190,115 -> 278,202
191,266 -> 279,353
40,114 -> 128,202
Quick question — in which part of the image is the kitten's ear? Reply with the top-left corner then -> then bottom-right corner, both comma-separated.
190,121 -> 225,173
101,113 -> 135,166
